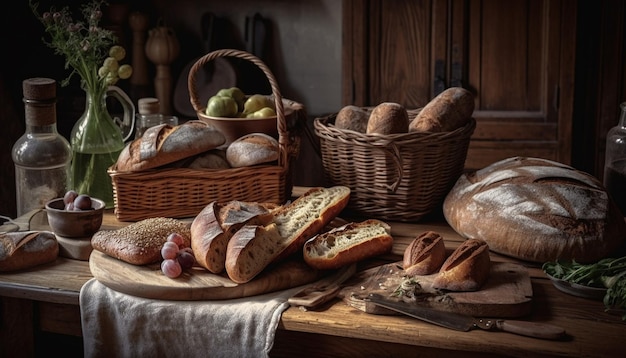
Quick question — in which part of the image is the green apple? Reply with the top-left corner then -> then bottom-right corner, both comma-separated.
243,94 -> 273,114
205,95 -> 238,117
216,87 -> 245,111
246,107 -> 276,118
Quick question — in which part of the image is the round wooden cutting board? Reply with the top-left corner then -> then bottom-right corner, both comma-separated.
89,250 -> 324,300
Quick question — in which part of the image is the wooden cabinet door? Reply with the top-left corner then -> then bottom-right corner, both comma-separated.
343,0 -> 576,170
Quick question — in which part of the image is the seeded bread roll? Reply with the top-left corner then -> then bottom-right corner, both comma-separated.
303,219 -> 393,270
92,217 -> 191,265
403,231 -> 446,276
443,156 -> 626,263
335,105 -> 369,133
225,186 -> 351,283
432,238 -> 491,292
0,231 -> 58,271
190,200 -> 276,273
409,87 -> 474,133
366,102 -> 409,134
226,133 -> 279,168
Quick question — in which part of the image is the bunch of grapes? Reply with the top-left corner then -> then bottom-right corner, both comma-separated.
63,190 -> 94,211
160,232 -> 195,278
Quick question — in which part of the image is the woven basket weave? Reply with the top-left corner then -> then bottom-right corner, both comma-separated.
109,49 -> 305,222
314,108 -> 475,222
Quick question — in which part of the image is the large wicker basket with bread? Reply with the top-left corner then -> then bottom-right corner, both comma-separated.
314,105 -> 475,222
108,49 -> 305,221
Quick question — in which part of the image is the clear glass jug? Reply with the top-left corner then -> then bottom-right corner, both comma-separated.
70,86 -> 135,208
604,102 -> 626,216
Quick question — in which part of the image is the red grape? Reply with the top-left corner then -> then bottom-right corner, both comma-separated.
177,251 -> 195,270
161,241 -> 180,260
63,190 -> 78,205
166,232 -> 185,247
73,194 -> 93,210
161,259 -> 182,278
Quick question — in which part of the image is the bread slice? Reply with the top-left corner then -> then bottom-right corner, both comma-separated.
92,217 -> 191,265
403,231 -> 446,276
225,186 -> 351,283
190,200 -> 277,273
432,238 -> 491,291
303,219 -> 393,270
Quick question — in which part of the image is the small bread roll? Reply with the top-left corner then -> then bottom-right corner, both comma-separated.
366,102 -> 409,134
226,133 -> 279,168
403,231 -> 446,276
335,105 -> 369,133
409,87 -> 474,133
432,238 -> 491,292
188,149 -> 230,169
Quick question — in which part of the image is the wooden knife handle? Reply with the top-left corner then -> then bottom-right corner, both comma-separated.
496,320 -> 566,340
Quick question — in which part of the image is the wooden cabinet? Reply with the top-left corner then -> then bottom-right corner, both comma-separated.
343,0 -> 577,170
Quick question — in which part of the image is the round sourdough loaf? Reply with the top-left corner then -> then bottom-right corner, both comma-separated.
443,157 -> 626,263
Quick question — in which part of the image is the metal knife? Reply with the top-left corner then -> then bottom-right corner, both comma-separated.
366,293 -> 566,340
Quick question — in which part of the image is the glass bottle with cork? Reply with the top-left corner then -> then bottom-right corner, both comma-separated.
604,102 -> 626,216
12,78 -> 72,216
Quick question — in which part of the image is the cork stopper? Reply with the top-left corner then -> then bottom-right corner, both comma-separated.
138,97 -> 161,115
23,77 -> 56,101
22,78 -> 57,126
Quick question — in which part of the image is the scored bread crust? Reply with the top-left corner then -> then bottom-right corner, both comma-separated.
303,219 -> 393,270
92,217 -> 191,265
432,238 -> 491,292
225,186 -> 351,283
0,231 -> 58,271
191,200 -> 276,273
443,156 -> 626,263
115,120 -> 225,172
403,231 -> 446,276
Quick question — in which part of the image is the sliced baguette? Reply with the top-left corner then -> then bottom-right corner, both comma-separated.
225,186 -> 351,283
432,238 -> 491,291
403,231 -> 446,276
190,200 -> 277,273
303,219 -> 393,270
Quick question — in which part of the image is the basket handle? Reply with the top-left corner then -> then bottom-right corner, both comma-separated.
188,49 -> 288,166
374,140 -> 404,192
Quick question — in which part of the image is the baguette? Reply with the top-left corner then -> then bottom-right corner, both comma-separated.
409,87 -> 474,132
225,186 -> 351,283
303,219 -> 393,270
432,238 -> 491,292
190,200 -> 277,273
0,231 -> 58,271
403,231 -> 446,276
115,120 -> 225,172
92,217 -> 191,265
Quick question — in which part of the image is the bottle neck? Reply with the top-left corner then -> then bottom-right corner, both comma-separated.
619,102 -> 626,128
24,98 -> 57,127
24,122 -> 58,134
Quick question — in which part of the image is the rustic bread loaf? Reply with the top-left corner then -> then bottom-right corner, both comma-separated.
92,217 -> 191,265
335,105 -> 369,133
432,238 -> 491,291
187,149 -> 230,169
225,186 -> 351,283
443,156 -> 626,263
403,231 -> 447,276
190,200 -> 276,273
0,231 -> 58,271
303,219 -> 393,270
226,133 -> 279,168
409,87 -> 474,132
366,102 -> 409,134
115,120 -> 225,172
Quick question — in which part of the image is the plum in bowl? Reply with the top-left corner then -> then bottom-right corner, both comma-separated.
45,196 -> 105,238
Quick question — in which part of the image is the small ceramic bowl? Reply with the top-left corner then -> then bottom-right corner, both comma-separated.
45,197 -> 105,238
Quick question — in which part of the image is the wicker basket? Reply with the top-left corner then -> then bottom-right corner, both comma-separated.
109,49 -> 305,221
313,109 -> 475,222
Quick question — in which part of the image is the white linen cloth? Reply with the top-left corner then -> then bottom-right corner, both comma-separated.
79,278 -> 303,358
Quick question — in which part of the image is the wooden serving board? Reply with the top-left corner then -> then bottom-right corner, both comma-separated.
340,261 -> 532,318
90,250 -> 324,300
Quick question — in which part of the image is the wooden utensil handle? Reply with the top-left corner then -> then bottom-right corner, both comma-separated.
496,320 -> 566,340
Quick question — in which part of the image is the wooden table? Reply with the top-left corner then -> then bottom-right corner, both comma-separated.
1,190 -> 625,357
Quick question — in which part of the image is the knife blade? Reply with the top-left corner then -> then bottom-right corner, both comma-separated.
366,293 -> 566,340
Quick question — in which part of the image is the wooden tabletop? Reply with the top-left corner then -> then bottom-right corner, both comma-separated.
0,189 -> 625,357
